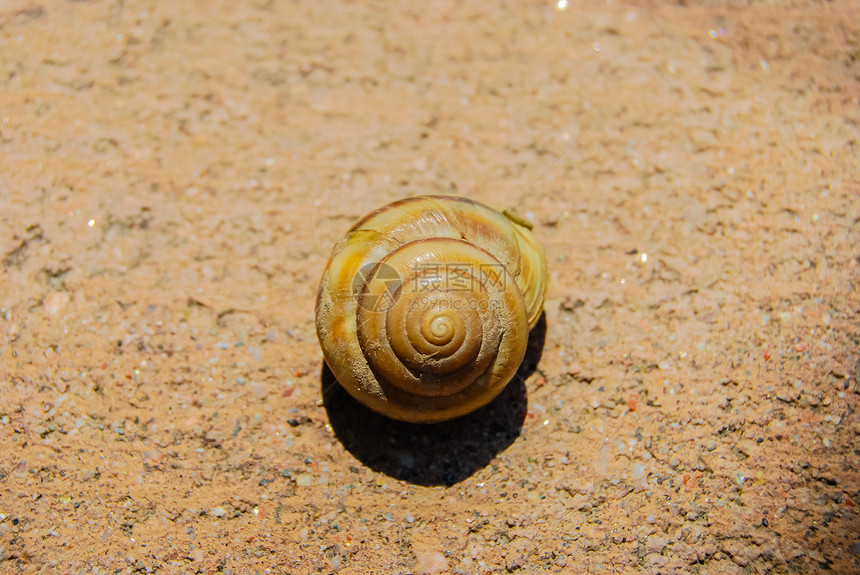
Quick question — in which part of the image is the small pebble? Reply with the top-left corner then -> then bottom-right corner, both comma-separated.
295,474 -> 312,487
252,381 -> 266,397
44,291 -> 69,315
415,551 -> 448,575
212,506 -> 226,518
645,553 -> 668,567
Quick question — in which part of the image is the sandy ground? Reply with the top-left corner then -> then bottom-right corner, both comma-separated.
1,1 -> 859,573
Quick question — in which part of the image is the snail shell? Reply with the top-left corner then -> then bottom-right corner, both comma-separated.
315,195 -> 547,423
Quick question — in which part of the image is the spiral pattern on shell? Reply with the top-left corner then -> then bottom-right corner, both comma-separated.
315,196 -> 547,423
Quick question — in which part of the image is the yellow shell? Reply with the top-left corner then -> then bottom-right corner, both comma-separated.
315,195 -> 547,423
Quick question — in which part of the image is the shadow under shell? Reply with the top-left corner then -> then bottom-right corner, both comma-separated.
321,313 -> 546,486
